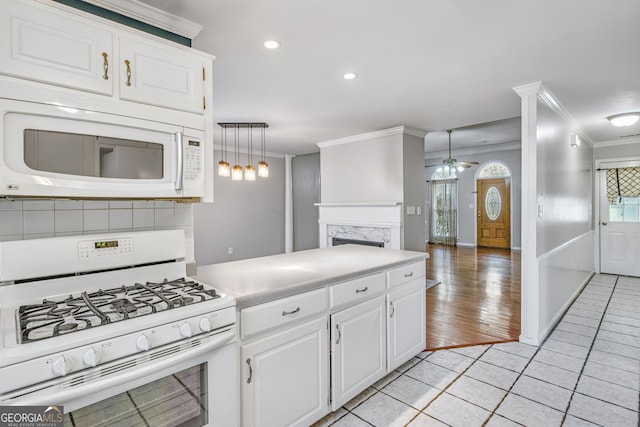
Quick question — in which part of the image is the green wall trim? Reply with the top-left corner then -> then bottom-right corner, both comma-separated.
53,0 -> 191,47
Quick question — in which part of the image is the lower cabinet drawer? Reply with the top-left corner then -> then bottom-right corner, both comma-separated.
240,288 -> 327,338
387,261 -> 425,289
329,272 -> 385,308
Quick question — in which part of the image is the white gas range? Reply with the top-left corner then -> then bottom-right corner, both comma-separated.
0,230 -> 238,426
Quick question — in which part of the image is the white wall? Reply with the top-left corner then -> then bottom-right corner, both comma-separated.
193,150 -> 285,266
425,147 -> 522,248
516,82 -> 594,346
320,134 -> 404,203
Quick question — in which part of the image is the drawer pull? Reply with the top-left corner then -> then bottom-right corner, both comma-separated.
246,358 -> 253,384
281,307 -> 300,316
355,286 -> 368,294
404,272 -> 414,278
335,324 -> 342,344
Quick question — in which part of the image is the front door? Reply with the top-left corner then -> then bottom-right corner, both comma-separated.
599,163 -> 640,276
477,178 -> 510,249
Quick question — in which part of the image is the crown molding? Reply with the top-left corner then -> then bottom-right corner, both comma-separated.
593,136 -> 640,148
80,0 -> 203,39
425,141 -> 521,160
316,126 -> 427,148
514,81 -> 594,147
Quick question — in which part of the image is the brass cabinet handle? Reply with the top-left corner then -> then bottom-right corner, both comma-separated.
246,358 -> 252,384
102,52 -> 109,80
124,59 -> 132,86
355,286 -> 368,294
281,307 -> 300,316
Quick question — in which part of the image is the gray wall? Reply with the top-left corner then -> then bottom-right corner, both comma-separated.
594,141 -> 640,160
425,147 -> 522,248
193,150 -> 285,265
292,153 -> 320,251
402,134 -> 427,251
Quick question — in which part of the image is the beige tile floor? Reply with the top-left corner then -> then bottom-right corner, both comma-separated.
312,274 -> 640,427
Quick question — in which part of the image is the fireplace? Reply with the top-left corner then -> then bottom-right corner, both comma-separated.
316,202 -> 403,250
332,237 -> 385,248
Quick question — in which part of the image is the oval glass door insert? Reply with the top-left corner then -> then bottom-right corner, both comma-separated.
485,186 -> 501,220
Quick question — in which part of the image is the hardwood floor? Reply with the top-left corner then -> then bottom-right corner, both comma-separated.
425,244 -> 521,350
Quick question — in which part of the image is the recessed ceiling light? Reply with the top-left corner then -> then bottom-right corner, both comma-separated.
263,40 -> 280,49
607,112 -> 640,127
343,72 -> 357,80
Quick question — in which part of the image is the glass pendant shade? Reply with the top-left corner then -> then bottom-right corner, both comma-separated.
258,160 -> 269,178
231,164 -> 243,180
245,165 -> 256,181
218,160 -> 230,177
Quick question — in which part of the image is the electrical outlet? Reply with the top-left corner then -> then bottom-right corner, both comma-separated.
227,247 -> 234,255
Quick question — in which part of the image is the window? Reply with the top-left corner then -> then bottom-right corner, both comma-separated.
607,167 -> 640,223
478,162 -> 510,178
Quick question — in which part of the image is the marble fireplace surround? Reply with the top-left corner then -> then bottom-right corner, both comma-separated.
316,202 -> 403,249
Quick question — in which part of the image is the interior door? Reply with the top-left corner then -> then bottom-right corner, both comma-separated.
477,178 -> 511,248
599,164 -> 640,276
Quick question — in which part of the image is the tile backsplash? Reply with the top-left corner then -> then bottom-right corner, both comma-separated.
0,199 -> 194,259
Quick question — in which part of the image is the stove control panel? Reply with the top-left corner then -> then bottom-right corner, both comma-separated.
2,307 -> 236,388
78,237 -> 134,260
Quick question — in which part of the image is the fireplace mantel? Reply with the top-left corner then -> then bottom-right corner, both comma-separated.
317,203 -> 403,249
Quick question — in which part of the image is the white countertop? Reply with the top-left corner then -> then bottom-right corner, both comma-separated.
196,245 -> 429,308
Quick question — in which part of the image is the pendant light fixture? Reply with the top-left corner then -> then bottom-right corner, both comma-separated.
258,125 -> 269,178
245,125 -> 257,181
217,126 -> 230,176
231,124 -> 243,180
217,122 -> 269,181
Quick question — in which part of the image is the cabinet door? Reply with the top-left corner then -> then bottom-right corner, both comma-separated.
0,0 -> 113,95
241,317 -> 328,427
331,296 -> 386,411
119,37 -> 206,114
387,279 -> 426,371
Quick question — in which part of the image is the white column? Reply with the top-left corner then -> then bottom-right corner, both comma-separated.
513,81 -> 542,345
285,154 -> 295,253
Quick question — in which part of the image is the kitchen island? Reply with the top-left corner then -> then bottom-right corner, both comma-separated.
196,244 -> 428,427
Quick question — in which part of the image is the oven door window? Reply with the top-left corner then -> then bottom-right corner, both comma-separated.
63,364 -> 208,426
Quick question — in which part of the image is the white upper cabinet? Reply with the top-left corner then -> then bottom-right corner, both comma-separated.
0,0 -> 113,95
1,0 -> 210,115
118,37 -> 206,114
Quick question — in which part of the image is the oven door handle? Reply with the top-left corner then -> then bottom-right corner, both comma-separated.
7,329 -> 235,407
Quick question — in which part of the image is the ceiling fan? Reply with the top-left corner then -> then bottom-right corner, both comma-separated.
427,129 -> 479,173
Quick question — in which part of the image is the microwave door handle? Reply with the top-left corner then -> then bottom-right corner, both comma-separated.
174,131 -> 184,191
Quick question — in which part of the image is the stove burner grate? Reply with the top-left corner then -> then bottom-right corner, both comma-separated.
18,278 -> 219,343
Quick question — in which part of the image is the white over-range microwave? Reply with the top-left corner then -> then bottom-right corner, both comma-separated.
0,99 -> 208,200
